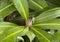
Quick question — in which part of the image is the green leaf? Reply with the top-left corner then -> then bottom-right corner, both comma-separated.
0,3 -> 16,21
43,19 -> 60,23
46,0 -> 60,6
52,31 -> 60,42
34,7 -> 60,24
26,30 -> 35,42
0,26 -> 24,42
13,0 -> 29,20
19,27 -> 29,36
0,22 -> 17,28
30,27 -> 54,42
15,27 -> 29,42
28,0 -> 48,10
32,37 -> 40,42
33,23 -> 60,30
0,22 -> 24,42
0,0 -> 11,9
0,22 -> 17,35
31,27 -> 60,42
17,36 -> 24,42
46,1 -> 57,8
17,27 -> 30,42
33,18 -> 60,30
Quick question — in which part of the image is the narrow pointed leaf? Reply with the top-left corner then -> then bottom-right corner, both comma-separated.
0,22 -> 18,42
31,27 -> 60,42
33,18 -> 60,30
13,0 -> 29,20
34,7 -> 60,24
0,26 -> 24,42
0,22 -> 17,36
26,31 -> 35,42
33,23 -> 60,30
28,0 -> 48,10
30,27 -> 54,42
0,3 -> 16,21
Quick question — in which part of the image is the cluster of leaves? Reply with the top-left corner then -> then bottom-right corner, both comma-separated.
0,0 -> 60,42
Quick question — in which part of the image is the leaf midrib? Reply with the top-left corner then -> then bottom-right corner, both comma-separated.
36,7 -> 60,20
31,27 -> 50,42
0,3 -> 13,12
30,0 -> 43,9
1,27 -> 24,42
18,0 -> 27,20
33,23 -> 60,26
